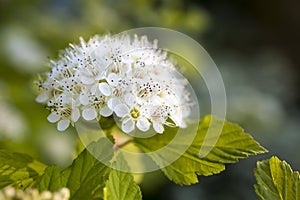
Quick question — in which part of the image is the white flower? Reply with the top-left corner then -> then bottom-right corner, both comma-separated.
46,94 -> 80,131
80,90 -> 112,121
36,33 -> 192,134
115,103 -> 151,133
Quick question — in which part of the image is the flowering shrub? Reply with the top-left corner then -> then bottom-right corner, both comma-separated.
0,30 -> 298,200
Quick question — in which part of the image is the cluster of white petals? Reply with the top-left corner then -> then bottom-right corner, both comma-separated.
36,34 -> 191,134
0,187 -> 70,200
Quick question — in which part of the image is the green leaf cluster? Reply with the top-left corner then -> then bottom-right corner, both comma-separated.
35,138 -> 115,200
0,138 -> 141,200
0,115 -> 268,199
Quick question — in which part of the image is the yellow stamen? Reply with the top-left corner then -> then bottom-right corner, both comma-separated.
130,108 -> 140,118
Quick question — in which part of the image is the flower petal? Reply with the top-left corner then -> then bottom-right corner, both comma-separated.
114,104 -> 129,118
57,119 -> 70,131
99,82 -> 111,96
122,118 -> 135,133
153,121 -> 164,134
79,93 -> 89,105
107,98 -> 121,110
90,84 -> 96,94
82,108 -> 97,121
124,93 -> 136,107
36,93 -> 48,103
107,73 -> 119,87
136,117 -> 150,132
100,106 -> 113,117
80,76 -> 94,85
47,112 -> 60,123
74,97 -> 81,106
71,108 -> 80,122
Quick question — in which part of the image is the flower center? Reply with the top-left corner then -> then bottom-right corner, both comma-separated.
60,106 -> 72,117
93,96 -> 106,109
130,108 -> 140,119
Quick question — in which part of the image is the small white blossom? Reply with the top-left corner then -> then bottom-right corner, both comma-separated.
0,187 -> 70,200
36,34 -> 192,134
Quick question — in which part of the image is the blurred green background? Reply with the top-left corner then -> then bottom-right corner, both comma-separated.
0,0 -> 299,199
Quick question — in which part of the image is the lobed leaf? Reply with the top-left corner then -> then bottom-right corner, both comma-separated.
254,156 -> 300,200
36,165 -> 63,192
0,150 -> 47,189
134,115 -> 267,185
105,152 -> 142,200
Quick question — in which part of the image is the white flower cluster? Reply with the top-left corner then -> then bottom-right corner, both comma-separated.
36,34 -> 191,134
0,187 -> 70,200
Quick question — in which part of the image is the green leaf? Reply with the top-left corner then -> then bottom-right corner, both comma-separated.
254,156 -> 300,200
35,137 -> 114,200
133,115 -> 267,185
36,165 -> 63,192
105,153 -> 142,200
63,139 -> 113,200
0,150 -> 47,189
